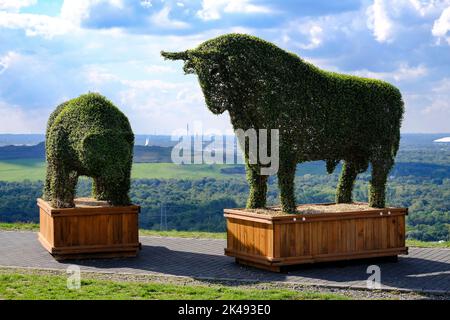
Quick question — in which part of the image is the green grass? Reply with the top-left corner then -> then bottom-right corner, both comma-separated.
0,271 -> 347,300
0,160 -> 243,182
405,239 -> 450,248
0,222 -> 39,231
139,229 -> 226,239
0,223 -> 448,247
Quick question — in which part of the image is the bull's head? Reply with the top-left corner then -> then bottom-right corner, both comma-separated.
161,49 -> 230,115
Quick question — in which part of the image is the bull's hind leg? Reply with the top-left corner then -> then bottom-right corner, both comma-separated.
369,157 -> 394,208
245,162 -> 268,208
336,161 -> 358,204
278,160 -> 296,213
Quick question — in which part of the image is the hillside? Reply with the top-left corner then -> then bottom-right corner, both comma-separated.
0,142 -> 173,163
0,134 -> 448,242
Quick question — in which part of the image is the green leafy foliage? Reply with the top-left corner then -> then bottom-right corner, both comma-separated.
43,93 -> 134,208
162,33 -> 404,211
0,173 -> 449,241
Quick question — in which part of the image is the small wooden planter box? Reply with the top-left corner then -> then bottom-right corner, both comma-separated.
37,198 -> 140,260
224,204 -> 408,272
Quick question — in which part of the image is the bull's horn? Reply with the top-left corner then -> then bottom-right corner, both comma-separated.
161,50 -> 189,61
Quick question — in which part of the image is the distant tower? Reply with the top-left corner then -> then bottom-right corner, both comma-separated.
186,123 -> 189,136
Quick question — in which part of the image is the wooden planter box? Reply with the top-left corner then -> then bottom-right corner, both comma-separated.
37,198 -> 140,260
224,203 -> 408,272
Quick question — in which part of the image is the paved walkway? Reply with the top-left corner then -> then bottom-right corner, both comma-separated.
1,231 -> 449,294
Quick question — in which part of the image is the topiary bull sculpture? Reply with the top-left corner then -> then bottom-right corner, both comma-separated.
43,93 -> 134,208
162,33 -> 404,212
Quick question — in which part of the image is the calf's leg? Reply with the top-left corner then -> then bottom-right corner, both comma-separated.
92,177 -> 108,200
50,166 -> 78,208
101,172 -> 131,206
43,167 -> 53,201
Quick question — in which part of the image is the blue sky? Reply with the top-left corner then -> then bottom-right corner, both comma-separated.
0,0 -> 450,134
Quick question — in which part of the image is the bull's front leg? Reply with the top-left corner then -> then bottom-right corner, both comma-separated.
245,161 -> 268,209
336,161 -> 358,204
277,157 -> 297,213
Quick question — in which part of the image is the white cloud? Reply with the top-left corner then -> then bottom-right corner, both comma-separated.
60,0 -> 95,25
0,101 -> 47,133
145,65 -> 176,73
0,51 -> 21,75
121,79 -> 179,91
0,11 -> 75,38
224,0 -> 272,14
432,6 -> 450,44
84,66 -> 119,85
352,63 -> 428,82
366,0 -> 394,43
0,0 -> 36,12
424,77 -> 450,116
1,1 -> 449,134
150,6 -> 190,29
116,80 -> 231,134
421,98 -> 450,115
297,25 -> 324,50
197,0 -> 272,21
366,0 -> 450,43
409,0 -> 442,16
433,77 -> 450,93
276,11 -> 366,53
60,0 -> 124,26
401,77 -> 450,132
140,0 -> 152,9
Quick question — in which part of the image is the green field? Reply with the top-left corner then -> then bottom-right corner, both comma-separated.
132,163 -> 238,180
0,159 -> 46,182
0,270 -> 347,300
0,159 -> 243,182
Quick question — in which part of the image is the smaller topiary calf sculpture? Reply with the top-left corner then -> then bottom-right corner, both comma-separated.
162,33 -> 404,212
43,93 -> 134,208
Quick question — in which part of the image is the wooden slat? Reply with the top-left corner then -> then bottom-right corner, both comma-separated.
273,224 -> 281,258
320,222 -> 328,255
381,217 -> 388,249
259,225 -> 267,256
267,225 -> 274,258
226,220 -> 234,252
356,219 -> 364,251
294,223 -> 303,256
398,215 -> 405,247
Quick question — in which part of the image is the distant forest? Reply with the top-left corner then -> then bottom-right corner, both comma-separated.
0,134 -> 449,241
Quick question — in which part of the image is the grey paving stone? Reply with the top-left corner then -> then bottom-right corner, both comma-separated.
0,231 -> 449,293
